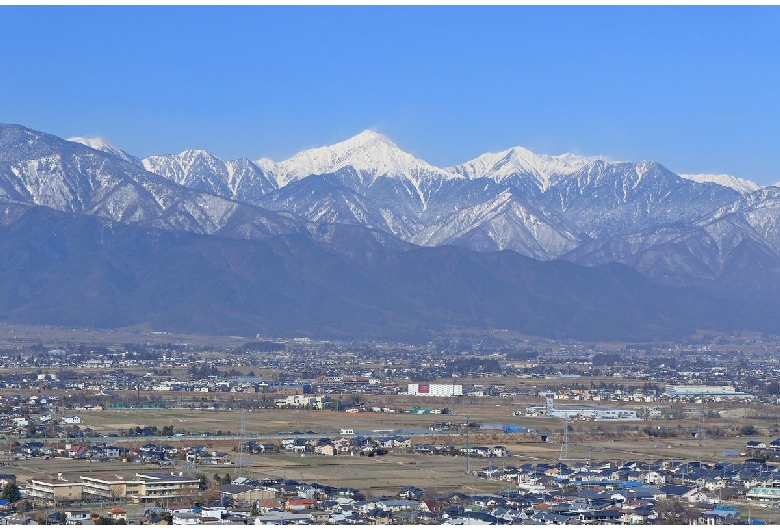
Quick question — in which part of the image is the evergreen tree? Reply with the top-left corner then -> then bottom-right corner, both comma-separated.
1,483 -> 21,503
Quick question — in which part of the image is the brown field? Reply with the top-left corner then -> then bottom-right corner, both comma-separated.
8,397 -> 769,495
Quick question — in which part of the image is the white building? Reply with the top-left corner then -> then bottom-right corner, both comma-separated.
274,395 -> 330,409
406,383 -> 462,397
545,397 -> 638,421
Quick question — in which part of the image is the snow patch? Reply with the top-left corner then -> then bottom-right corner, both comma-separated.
679,173 -> 761,195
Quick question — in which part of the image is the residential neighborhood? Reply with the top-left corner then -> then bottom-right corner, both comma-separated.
2,332 -> 780,523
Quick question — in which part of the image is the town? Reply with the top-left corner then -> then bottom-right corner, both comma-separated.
1,325 -> 780,524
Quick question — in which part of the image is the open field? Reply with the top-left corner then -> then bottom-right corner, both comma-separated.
6,399 -> 769,491
0,322 -> 252,348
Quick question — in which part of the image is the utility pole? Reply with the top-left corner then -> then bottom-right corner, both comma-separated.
697,404 -> 706,448
465,415 -> 471,474
235,409 -> 246,476
560,415 -> 570,461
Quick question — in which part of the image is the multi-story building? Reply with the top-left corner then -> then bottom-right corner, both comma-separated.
80,474 -> 142,500
406,383 -> 462,397
78,472 -> 199,504
133,472 -> 199,504
274,394 -> 331,409
26,476 -> 83,502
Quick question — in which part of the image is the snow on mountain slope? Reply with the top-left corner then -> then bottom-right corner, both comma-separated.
274,130 -> 461,208
68,136 -> 141,166
564,186 -> 780,289
539,160 -> 740,240
679,173 -> 761,194
21,124 -> 770,275
450,146 -> 605,191
143,150 -> 277,203
412,189 -> 578,259
0,124 -> 305,240
259,174 -> 395,233
695,187 -> 780,254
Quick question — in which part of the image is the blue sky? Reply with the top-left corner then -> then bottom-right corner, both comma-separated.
2,6 -> 779,183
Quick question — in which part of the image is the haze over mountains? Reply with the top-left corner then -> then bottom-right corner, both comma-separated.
2,123 -> 779,341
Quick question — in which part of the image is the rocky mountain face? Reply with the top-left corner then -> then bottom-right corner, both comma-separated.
1,122 -> 778,340
0,125 -> 307,239
136,129 -> 750,262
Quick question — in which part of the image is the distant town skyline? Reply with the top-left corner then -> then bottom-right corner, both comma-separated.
2,6 -> 779,184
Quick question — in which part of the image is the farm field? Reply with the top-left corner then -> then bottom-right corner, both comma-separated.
7,400 -> 765,490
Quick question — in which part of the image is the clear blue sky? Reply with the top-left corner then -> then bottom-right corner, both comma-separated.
2,6 -> 779,183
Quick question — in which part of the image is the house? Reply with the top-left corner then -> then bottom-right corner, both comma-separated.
62,416 -> 82,424
492,446 -> 509,458
746,440 -> 767,449
375,499 -> 422,512
698,507 -> 741,525
107,508 -> 127,522
257,500 -> 284,514
257,443 -> 276,453
253,511 -> 313,524
171,511 -> 200,525
398,486 -> 423,500
314,443 -> 336,456
64,510 -> 91,524
286,498 -> 316,511
219,484 -> 254,503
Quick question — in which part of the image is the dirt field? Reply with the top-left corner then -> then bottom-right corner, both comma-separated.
8,400 -> 762,490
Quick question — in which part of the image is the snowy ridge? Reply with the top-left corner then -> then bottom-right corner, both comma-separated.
0,124 -> 305,242
126,129 -> 752,260
274,130 -> 458,186
8,123 -> 770,267
143,149 -> 278,202
450,146 -> 607,191
68,136 -> 141,166
679,173 -> 761,195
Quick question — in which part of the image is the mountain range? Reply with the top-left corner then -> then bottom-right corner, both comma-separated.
2,122 -> 779,341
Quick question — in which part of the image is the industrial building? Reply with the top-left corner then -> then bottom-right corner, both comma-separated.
664,385 -> 751,397
545,397 -> 638,421
406,383 -> 462,397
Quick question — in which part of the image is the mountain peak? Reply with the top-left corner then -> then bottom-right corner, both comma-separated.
276,130 -> 450,187
350,129 -> 391,143
68,136 -> 140,165
450,145 -> 609,189
68,136 -> 113,151
679,173 -> 761,195
178,148 -> 215,159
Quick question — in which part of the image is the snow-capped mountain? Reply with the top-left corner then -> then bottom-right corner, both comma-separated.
9,122 -> 775,273
412,188 -> 580,258
135,131 -> 745,259
450,146 -> 604,192
68,136 -> 142,166
273,131 -> 461,213
5,122 -> 780,340
679,173 -> 761,195
275,130 -> 457,187
564,185 -> 780,294
143,149 -> 278,203
0,124 -> 305,239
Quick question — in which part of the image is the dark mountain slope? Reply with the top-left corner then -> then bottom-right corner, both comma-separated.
1,204 -> 776,342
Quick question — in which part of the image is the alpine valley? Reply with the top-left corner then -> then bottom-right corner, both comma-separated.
1,123 -> 779,341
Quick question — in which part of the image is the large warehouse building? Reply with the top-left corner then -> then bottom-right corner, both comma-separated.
406,383 -> 463,397
545,396 -> 638,421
